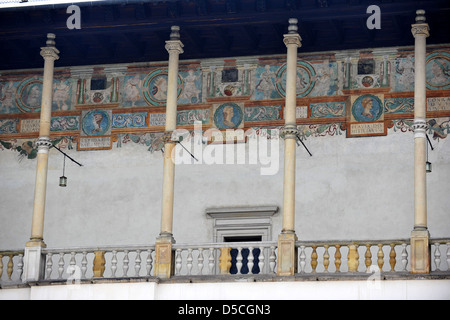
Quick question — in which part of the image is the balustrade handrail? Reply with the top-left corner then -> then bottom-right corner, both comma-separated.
42,244 -> 155,254
295,239 -> 410,246
172,241 -> 277,250
0,250 -> 24,255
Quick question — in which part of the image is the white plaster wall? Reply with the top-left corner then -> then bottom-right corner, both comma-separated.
1,279 -> 449,300
1,129 -> 449,250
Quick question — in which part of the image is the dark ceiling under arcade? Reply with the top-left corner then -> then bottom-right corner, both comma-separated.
0,0 -> 449,71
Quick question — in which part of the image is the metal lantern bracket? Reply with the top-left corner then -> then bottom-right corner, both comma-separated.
51,144 -> 83,167
50,144 -> 83,187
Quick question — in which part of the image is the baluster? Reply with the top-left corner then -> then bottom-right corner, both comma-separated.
198,248 -> 204,275
58,252 -> 65,279
123,250 -> 129,277
46,253 -> 53,279
247,247 -> 254,275
111,250 -> 118,277
7,255 -> 14,280
335,245 -> 341,273
135,250 -> 142,277
377,244 -> 384,272
389,244 -> 397,272
81,252 -> 88,279
0,254 -> 3,280
93,251 -> 106,278
175,249 -> 182,275
236,247 -> 243,275
17,254 -> 23,282
347,244 -> 359,272
434,243 -> 441,272
219,247 -> 232,275
299,245 -> 306,274
208,248 -> 215,275
146,249 -> 153,276
269,246 -> 276,274
311,245 -> 318,273
69,252 -> 76,278
365,244 -> 372,272
187,249 -> 193,275
401,243 -> 408,272
323,245 -> 330,273
258,246 -> 265,275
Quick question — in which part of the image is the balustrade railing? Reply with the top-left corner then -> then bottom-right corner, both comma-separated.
295,239 -> 450,274
1,238 -> 449,286
172,242 -> 278,276
42,245 -> 155,282
0,250 -> 24,285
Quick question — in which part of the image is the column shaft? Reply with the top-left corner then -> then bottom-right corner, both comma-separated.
27,34 -> 59,247
155,26 -> 183,279
159,29 -> 184,238
410,10 -> 430,274
277,19 -> 301,276
23,34 -> 59,283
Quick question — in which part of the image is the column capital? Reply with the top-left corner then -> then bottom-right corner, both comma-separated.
283,33 -> 302,48
40,33 -> 60,61
165,40 -> 184,54
40,46 -> 60,61
411,23 -> 430,38
283,18 -> 302,47
411,10 -> 430,38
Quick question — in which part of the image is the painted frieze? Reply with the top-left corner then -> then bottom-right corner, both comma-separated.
1,45 -> 450,158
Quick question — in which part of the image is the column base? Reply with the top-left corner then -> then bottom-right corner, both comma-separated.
154,234 -> 175,279
276,232 -> 298,276
22,241 -> 46,283
25,238 -> 47,248
410,229 -> 430,274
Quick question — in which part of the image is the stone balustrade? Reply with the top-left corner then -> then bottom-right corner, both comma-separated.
42,245 -> 155,281
0,250 -> 24,285
1,239 -> 449,286
295,239 -> 450,274
172,242 -> 278,276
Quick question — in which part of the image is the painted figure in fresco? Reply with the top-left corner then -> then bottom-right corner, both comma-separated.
312,61 -> 332,95
0,81 -> 16,113
181,70 -> 201,103
256,65 -> 279,99
361,97 -> 374,119
222,105 -> 236,128
352,94 -> 382,122
396,55 -> 414,90
125,74 -> 142,107
24,84 -> 42,108
430,59 -> 449,84
152,76 -> 168,101
296,68 -> 308,92
53,79 -> 70,111
92,113 -> 104,133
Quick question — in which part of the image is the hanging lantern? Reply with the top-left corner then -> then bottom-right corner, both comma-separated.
426,161 -> 432,173
59,155 -> 67,187
59,175 -> 67,187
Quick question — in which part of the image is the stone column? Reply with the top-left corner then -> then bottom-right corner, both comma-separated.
154,26 -> 184,279
410,10 -> 431,274
277,19 -> 301,276
23,34 -> 59,282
